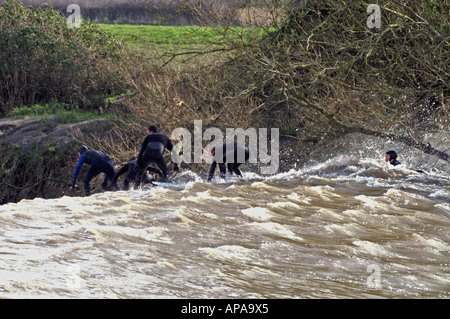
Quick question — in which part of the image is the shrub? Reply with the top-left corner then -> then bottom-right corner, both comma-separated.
0,0 -> 129,115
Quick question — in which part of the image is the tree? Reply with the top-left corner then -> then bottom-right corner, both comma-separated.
154,0 -> 449,162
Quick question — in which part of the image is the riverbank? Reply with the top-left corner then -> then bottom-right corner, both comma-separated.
0,115 -> 113,203
1,112 -> 448,205
0,115 -> 304,203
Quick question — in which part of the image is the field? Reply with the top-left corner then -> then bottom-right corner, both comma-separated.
97,23 -> 268,66
98,24 -> 220,51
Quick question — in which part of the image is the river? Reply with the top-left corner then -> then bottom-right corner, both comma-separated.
0,156 -> 448,299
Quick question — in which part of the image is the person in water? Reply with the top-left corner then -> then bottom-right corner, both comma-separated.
135,125 -> 179,187
385,150 -> 401,166
207,142 -> 250,182
72,145 -> 119,196
111,158 -> 163,190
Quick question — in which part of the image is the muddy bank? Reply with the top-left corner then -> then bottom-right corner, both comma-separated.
0,116 -> 113,204
0,116 -> 112,148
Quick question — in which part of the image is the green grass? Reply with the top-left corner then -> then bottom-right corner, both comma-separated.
98,24 -> 267,52
98,24 -> 215,51
10,102 -> 115,124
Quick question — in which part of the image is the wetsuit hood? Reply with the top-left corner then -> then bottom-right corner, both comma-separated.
386,150 -> 397,160
78,145 -> 88,155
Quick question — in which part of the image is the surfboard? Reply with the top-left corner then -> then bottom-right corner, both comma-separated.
151,181 -> 179,188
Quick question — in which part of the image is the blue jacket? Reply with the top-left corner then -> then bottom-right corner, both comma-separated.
72,150 -> 107,184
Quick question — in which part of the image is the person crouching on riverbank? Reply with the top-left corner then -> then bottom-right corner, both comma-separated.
71,145 -> 119,196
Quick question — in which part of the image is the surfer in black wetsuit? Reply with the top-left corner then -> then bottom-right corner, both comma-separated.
207,142 -> 250,182
134,125 -> 179,187
111,158 -> 163,190
385,150 -> 429,174
72,145 -> 119,196
385,150 -> 401,166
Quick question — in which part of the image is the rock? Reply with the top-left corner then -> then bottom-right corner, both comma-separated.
0,116 -> 112,148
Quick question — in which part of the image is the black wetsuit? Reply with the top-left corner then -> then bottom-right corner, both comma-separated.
135,132 -> 175,186
207,142 -> 250,182
111,160 -> 163,190
390,159 -> 401,166
72,150 -> 119,196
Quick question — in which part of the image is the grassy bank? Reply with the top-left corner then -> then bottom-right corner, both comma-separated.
9,102 -> 116,124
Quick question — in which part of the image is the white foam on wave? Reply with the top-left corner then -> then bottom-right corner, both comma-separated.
411,234 -> 449,252
267,201 -> 302,210
435,203 -> 450,214
355,195 -> 383,208
266,168 -> 303,181
429,189 -> 450,200
242,207 -> 272,221
247,222 -> 303,242
352,240 -> 393,257
199,245 -> 253,262
172,170 -> 204,188
181,190 -> 226,203
287,192 -> 312,205
324,224 -> 354,236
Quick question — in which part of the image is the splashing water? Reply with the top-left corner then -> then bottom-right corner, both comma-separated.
0,156 -> 448,298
